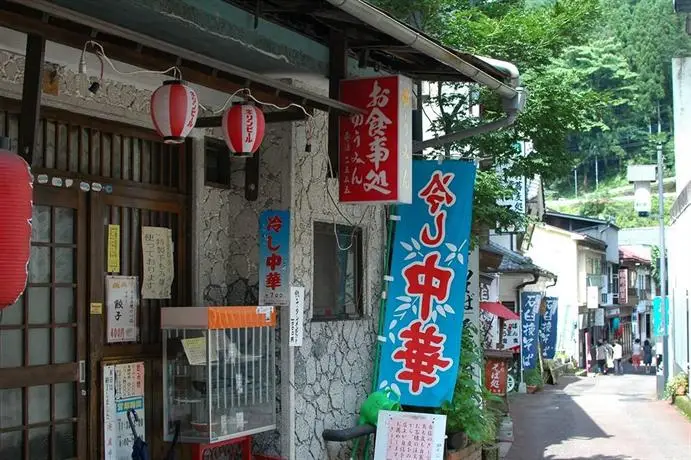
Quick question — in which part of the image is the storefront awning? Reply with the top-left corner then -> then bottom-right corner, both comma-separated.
480,301 -> 519,321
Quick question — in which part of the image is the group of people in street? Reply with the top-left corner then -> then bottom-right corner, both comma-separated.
631,337 -> 655,374
595,339 -> 624,375
594,337 -> 655,375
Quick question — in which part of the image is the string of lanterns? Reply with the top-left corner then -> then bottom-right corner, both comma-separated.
80,41 -> 268,156
149,80 -> 266,156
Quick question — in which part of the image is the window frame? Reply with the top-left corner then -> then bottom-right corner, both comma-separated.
203,136 -> 232,188
311,221 -> 364,322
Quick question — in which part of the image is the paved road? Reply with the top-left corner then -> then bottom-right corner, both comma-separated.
506,370 -> 691,460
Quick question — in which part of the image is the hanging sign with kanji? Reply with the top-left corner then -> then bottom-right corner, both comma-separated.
484,358 -> 508,395
539,297 -> 559,359
521,291 -> 542,370
106,275 -> 139,343
258,210 -> 290,306
377,160 -> 476,407
338,75 -> 413,204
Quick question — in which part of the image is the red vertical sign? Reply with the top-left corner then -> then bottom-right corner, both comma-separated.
618,269 -> 628,304
338,75 -> 413,204
484,358 -> 508,395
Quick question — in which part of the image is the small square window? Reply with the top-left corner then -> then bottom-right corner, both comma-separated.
204,137 -> 231,187
312,222 -> 364,321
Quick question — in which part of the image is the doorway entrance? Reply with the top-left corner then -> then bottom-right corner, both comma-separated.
0,105 -> 191,459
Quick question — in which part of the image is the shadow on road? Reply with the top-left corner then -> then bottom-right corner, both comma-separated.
545,457 -> 635,460
506,376 -> 612,460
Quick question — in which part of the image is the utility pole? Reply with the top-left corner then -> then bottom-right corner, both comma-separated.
595,153 -> 599,190
656,110 -> 669,399
574,168 -> 578,197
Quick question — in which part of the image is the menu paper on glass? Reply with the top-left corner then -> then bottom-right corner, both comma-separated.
106,276 -> 139,343
141,226 -> 174,299
373,411 -> 445,460
103,362 -> 145,460
289,286 -> 305,347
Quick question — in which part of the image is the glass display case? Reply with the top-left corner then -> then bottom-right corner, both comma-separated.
161,306 -> 276,444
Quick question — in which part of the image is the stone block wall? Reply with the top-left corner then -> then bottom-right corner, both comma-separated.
289,105 -> 385,459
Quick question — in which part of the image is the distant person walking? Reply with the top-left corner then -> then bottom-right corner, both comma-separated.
604,339 -> 614,374
596,340 -> 607,374
631,338 -> 642,372
643,339 -> 653,374
613,340 -> 623,375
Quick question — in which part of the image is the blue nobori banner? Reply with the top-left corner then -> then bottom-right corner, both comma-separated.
539,297 -> 558,359
258,210 -> 290,307
521,291 -> 542,369
377,160 -> 476,407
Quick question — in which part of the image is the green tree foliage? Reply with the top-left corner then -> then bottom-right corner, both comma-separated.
371,0 -> 603,230
554,0 -> 690,197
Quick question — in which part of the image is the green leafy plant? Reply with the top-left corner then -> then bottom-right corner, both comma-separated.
439,323 -> 499,444
524,368 -> 543,387
663,372 -> 689,400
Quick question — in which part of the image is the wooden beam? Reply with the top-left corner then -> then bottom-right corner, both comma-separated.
195,108 -> 309,128
328,31 -> 348,178
0,3 -> 363,116
18,33 -> 45,164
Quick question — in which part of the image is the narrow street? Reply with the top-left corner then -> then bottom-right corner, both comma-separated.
507,370 -> 691,460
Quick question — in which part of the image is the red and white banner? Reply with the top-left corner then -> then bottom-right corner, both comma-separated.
338,75 -> 413,204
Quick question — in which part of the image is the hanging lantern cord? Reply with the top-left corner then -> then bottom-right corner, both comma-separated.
79,40 -> 183,81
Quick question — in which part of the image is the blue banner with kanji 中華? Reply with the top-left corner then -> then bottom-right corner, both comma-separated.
539,297 -> 558,359
377,160 -> 476,407
521,291 -> 542,369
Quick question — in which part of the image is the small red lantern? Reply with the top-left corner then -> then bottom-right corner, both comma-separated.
222,104 -> 266,156
150,80 -> 199,144
0,149 -> 33,308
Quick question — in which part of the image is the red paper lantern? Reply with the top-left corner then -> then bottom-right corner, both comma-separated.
0,149 -> 33,308
150,80 -> 199,144
222,104 -> 266,156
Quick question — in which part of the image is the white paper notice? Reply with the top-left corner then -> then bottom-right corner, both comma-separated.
289,286 -> 304,347
106,276 -> 139,343
141,226 -> 174,299
373,410 -> 446,460
103,362 -> 146,460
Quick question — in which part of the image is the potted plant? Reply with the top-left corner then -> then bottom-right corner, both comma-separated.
440,324 -> 498,459
664,372 -> 689,402
524,368 -> 543,394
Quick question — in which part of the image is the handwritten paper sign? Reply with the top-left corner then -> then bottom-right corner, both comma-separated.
106,276 -> 139,343
141,226 -> 174,299
107,224 -> 121,273
289,286 -> 304,347
373,410 -> 445,460
104,362 -> 145,460
181,336 -> 220,365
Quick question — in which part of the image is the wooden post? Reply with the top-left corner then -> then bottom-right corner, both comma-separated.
18,33 -> 45,165
327,31 -> 347,178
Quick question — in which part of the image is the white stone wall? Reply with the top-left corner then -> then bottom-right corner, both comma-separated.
289,98 -> 385,460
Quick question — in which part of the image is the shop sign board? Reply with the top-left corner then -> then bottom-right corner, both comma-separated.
258,210 -> 290,306
338,75 -> 413,204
